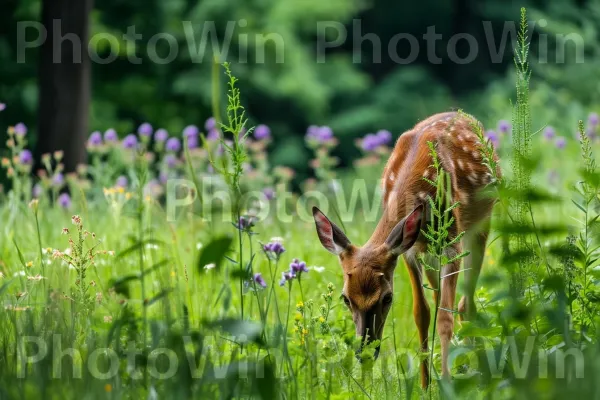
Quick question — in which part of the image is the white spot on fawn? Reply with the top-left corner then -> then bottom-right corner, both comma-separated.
472,151 -> 480,160
423,169 -> 430,178
389,172 -> 395,182
468,173 -> 479,185
457,159 -> 465,170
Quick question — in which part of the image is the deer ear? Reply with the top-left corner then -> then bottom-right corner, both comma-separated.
312,207 -> 351,255
385,204 -> 424,255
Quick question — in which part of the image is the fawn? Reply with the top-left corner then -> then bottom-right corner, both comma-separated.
312,111 -> 500,388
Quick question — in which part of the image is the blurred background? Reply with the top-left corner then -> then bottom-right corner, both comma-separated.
0,0 -> 597,184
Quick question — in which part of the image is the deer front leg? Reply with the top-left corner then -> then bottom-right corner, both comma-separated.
437,257 -> 460,379
403,254 -> 431,389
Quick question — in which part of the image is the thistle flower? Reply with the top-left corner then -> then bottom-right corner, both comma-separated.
154,128 -> 168,142
555,136 -> 566,149
14,123 -> 27,137
58,193 -> 71,209
497,120 -> 511,134
306,125 -> 334,143
165,137 -> 181,152
104,128 -> 118,142
543,126 -> 555,141
19,150 -> 33,165
254,273 -> 267,289
254,124 -> 271,140
376,129 -> 392,145
361,133 -> 381,151
122,134 -> 138,150
290,258 -> 309,275
186,135 -> 199,149
205,117 -> 216,132
183,125 -> 199,138
138,123 -> 153,137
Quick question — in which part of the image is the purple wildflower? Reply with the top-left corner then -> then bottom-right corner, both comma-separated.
14,123 -> 27,137
485,130 -> 499,147
58,193 -> 71,209
205,117 -> 217,132
235,216 -> 256,232
104,128 -> 118,143
555,136 -> 566,149
87,131 -> 103,148
254,273 -> 267,289
154,129 -> 168,142
206,128 -> 220,141
589,112 -> 599,127
543,126 -> 555,141
254,124 -> 271,140
138,123 -> 153,137
52,173 -> 64,187
0,103 -> 5,111
19,149 -> 33,165
183,125 -> 199,138
306,125 -> 334,142
165,154 -> 177,168
361,133 -> 380,151
159,171 -> 169,185
32,183 -> 43,198
123,134 -> 138,150
376,129 -> 392,145
498,120 -> 511,134
263,241 -> 285,258
116,175 -> 128,188
290,258 -> 309,275
263,187 -> 275,201
165,137 -> 181,152
279,271 -> 295,286
187,135 -> 199,149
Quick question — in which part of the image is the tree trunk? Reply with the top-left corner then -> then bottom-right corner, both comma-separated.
36,0 -> 93,172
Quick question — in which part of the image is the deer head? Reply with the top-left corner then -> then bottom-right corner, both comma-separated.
312,205 -> 424,359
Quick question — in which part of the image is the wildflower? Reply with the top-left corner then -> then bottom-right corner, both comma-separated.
71,215 -> 82,225
254,124 -> 271,140
264,241 -> 285,255
28,199 -> 39,212
589,112 -> 599,127
263,187 -> 275,201
290,259 -> 309,275
235,216 -> 256,232
14,122 -> 27,137
154,128 -> 168,142
187,135 -> 199,149
254,273 -> 267,289
26,261 -> 33,268
543,126 -> 555,141
104,128 -> 118,142
485,130 -> 499,147
53,151 -> 63,161
296,301 -> 305,313
27,274 -> 44,281
206,128 -> 220,141
116,175 -> 128,188
61,228 -> 69,235
123,134 -> 138,150
204,263 -> 216,271
205,117 -> 216,132
165,154 -> 177,169
555,136 -> 566,150
19,150 -> 33,165
497,120 -> 511,134
58,193 -> 71,209
165,137 -> 181,152
104,316 -> 113,323
96,292 -> 102,303
137,122 -> 153,137
306,125 -> 334,143
87,131 -> 103,148
107,251 -> 115,256
279,271 -> 295,286
52,173 -> 64,187
183,125 -> 199,138
0,103 -> 5,111
32,184 -> 43,198
377,129 -> 392,145
1,158 -> 9,167
361,133 -> 380,151
159,171 -> 169,185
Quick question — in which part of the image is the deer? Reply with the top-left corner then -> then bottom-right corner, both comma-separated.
312,111 -> 501,388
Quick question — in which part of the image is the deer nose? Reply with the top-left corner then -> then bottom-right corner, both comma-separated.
355,312 -> 380,362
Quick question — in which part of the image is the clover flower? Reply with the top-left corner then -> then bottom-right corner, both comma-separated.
254,273 -> 267,289
187,135 -> 199,149
104,128 -> 118,142
138,123 -> 153,137
165,137 -> 181,152
154,129 -> 168,142
183,125 -> 199,138
254,124 -> 271,140
14,123 -> 27,137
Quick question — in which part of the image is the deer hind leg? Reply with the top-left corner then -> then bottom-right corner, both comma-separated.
458,218 -> 490,321
403,253 -> 431,389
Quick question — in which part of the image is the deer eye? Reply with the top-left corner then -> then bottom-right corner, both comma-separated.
382,294 -> 393,305
341,295 -> 351,307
